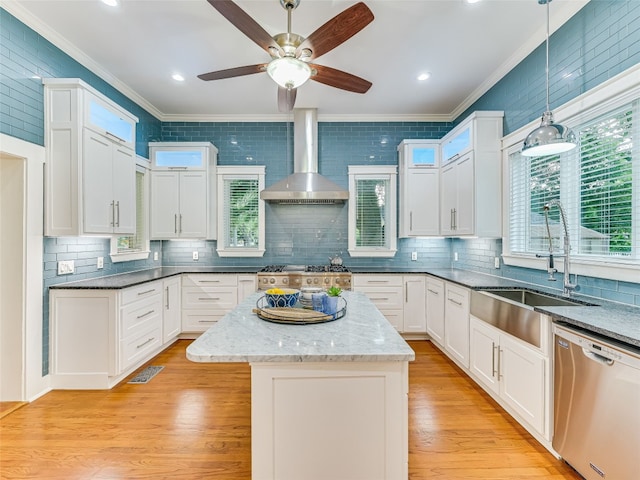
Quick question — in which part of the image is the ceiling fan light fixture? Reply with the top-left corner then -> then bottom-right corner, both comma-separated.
267,57 -> 312,89
522,0 -> 576,157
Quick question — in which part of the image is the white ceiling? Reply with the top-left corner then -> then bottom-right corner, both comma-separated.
3,0 -> 588,121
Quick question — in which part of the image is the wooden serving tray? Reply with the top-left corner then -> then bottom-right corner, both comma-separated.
253,296 -> 346,325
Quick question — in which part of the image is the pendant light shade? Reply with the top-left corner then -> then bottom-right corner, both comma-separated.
521,0 -> 577,157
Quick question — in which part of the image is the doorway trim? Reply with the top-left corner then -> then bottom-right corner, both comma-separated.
0,133 -> 48,401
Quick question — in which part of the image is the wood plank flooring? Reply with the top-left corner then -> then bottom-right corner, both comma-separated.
0,340 -> 581,480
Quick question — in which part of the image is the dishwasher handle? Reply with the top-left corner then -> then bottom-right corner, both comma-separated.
582,348 -> 615,366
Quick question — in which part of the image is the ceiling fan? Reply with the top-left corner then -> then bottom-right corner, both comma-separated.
198,0 -> 374,112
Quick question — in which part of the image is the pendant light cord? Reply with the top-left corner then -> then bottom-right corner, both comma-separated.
545,0 -> 551,113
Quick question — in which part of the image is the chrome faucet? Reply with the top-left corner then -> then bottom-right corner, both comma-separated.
538,199 -> 578,296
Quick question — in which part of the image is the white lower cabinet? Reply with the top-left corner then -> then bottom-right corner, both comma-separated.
181,274 -> 239,333
352,274 -> 426,335
470,316 -> 546,436
425,276 -> 445,346
443,283 -> 470,368
50,280 -> 169,389
162,276 -> 181,343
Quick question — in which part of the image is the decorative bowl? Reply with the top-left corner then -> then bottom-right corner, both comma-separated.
265,288 -> 300,308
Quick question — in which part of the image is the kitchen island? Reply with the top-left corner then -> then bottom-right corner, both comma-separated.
187,290 -> 415,480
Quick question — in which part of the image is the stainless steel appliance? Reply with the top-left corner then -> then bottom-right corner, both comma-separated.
257,265 -> 351,291
553,325 -> 640,480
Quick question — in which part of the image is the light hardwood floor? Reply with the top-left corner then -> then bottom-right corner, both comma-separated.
0,340 -> 581,480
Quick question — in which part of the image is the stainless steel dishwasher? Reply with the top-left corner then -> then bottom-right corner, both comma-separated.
553,324 -> 640,480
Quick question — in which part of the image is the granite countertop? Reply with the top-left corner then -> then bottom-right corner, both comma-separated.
422,269 -> 640,350
186,290 -> 415,363
49,266 -> 261,289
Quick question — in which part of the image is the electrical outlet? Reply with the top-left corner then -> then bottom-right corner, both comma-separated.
494,257 -> 500,269
411,251 -> 418,261
454,252 -> 458,262
57,260 -> 75,275
97,257 -> 104,269
192,251 -> 199,261
153,251 -> 159,261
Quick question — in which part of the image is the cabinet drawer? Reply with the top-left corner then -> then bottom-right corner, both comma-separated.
352,275 -> 403,287
182,310 -> 225,332
120,294 -> 162,339
182,287 -> 238,310
182,274 -> 237,288
357,288 -> 404,309
119,323 -> 162,372
121,281 -> 163,306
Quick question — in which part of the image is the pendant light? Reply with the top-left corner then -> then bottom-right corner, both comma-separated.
522,0 -> 577,157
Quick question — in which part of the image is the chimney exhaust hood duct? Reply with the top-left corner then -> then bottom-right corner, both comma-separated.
260,108 -> 349,204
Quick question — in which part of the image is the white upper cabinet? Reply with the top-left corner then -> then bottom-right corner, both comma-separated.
439,111 -> 504,238
149,142 -> 218,240
43,79 -> 138,237
398,140 -> 440,237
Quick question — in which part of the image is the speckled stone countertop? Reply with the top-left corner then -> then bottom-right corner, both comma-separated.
186,290 -> 415,363
423,269 -> 640,350
48,266 -> 261,289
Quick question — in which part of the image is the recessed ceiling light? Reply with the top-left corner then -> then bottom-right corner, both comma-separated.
464,0 -> 482,4
172,73 -> 185,82
101,0 -> 119,7
417,72 -> 431,81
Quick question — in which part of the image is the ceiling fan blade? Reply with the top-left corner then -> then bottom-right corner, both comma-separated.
310,64 -> 372,94
277,87 -> 297,112
198,64 -> 267,81
296,2 -> 374,60
206,0 -> 282,55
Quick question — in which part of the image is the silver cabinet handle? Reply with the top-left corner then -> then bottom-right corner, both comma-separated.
110,201 -> 115,227
165,287 -> 170,310
370,297 -> 389,301
492,343 -> 498,377
115,200 -> 120,227
199,297 -> 220,301
447,298 -> 462,306
199,280 -> 221,283
136,310 -> 155,320
105,131 -> 126,143
137,289 -> 156,296
179,214 -> 183,234
136,337 -> 155,349
198,319 -> 216,324
497,348 -> 503,380
174,214 -> 178,234
450,209 -> 455,230
427,289 -> 439,295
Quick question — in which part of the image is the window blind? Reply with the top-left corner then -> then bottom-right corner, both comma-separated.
355,178 -> 389,248
117,170 -> 145,252
223,178 -> 259,248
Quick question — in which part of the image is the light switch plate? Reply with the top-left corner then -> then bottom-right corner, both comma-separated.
154,251 -> 159,261
454,252 -> 459,262
97,257 -> 104,269
494,257 -> 500,269
411,251 -> 418,261
57,260 -> 75,275
192,251 -> 199,261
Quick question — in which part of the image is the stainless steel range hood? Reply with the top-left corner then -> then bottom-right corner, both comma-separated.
260,108 -> 349,204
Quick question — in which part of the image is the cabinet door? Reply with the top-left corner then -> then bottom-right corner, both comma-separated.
499,335 -> 546,433
444,284 -> 470,368
403,275 -> 426,333
111,145 -> 136,235
150,172 -> 180,239
454,153 -> 474,235
405,169 -> 439,236
469,317 -> 500,395
440,163 -> 456,235
238,274 -> 257,303
179,172 -> 207,238
163,277 -> 181,343
83,129 -> 114,234
426,278 -> 445,346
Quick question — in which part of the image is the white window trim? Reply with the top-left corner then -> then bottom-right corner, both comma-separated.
348,165 -> 397,258
501,64 -> 640,283
216,165 -> 265,258
110,156 -> 151,263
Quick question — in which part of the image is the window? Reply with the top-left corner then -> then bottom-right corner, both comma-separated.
505,83 -> 639,281
216,166 -> 265,257
348,166 -> 397,257
110,159 -> 150,262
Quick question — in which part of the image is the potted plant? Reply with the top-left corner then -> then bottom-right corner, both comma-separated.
324,286 -> 342,315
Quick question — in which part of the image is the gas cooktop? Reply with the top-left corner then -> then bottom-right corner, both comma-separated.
259,265 -> 350,273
